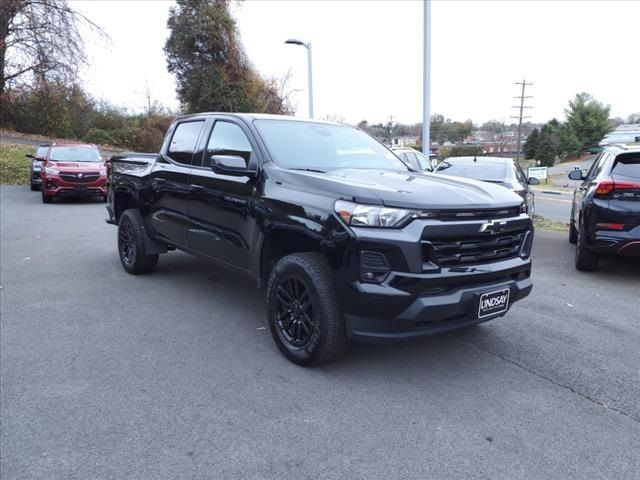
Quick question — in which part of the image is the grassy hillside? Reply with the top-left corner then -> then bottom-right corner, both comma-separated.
0,142 -> 33,184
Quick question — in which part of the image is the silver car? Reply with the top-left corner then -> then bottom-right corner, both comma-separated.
391,147 -> 433,172
435,156 -> 539,215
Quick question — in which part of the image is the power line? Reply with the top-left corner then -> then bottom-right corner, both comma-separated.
511,79 -> 533,165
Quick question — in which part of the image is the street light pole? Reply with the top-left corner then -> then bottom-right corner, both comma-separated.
285,39 -> 314,118
422,0 -> 431,158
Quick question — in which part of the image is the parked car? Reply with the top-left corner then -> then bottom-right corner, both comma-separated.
391,147 -> 433,172
599,130 -> 640,147
568,145 -> 640,271
25,144 -> 49,191
434,156 -> 539,215
107,113 -> 533,366
40,144 -> 107,203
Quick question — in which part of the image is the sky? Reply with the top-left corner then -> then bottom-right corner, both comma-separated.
71,0 -> 640,126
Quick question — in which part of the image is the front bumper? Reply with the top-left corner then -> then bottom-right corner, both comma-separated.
31,170 -> 42,184
42,175 -> 107,197
336,215 -> 534,342
344,257 -> 532,342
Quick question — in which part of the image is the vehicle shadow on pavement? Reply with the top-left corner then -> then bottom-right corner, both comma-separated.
590,254 -> 640,278
48,197 -> 105,205
143,253 -> 478,370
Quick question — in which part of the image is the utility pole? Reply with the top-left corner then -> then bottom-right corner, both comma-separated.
511,79 -> 533,165
388,114 -> 394,147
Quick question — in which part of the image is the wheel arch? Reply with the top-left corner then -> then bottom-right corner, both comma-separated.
258,227 -> 325,288
113,187 -> 139,223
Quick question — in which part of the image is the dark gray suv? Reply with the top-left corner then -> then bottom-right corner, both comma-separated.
25,144 -> 49,191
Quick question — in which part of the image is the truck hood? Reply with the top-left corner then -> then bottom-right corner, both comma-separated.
268,167 -> 524,210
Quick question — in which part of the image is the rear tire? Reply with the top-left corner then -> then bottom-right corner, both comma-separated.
569,219 -> 578,244
575,220 -> 598,271
266,253 -> 349,366
118,209 -> 159,274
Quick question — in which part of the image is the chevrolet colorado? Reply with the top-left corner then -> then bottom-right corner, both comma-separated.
107,113 -> 534,366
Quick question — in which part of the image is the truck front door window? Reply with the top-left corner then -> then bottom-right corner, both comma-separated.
205,121 -> 253,168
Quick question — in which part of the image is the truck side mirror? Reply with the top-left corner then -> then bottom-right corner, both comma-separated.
210,155 -> 253,176
528,177 -> 540,185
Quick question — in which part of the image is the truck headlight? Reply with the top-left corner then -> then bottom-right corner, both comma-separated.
335,200 -> 433,228
44,167 -> 60,175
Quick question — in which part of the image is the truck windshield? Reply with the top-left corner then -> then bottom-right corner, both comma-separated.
49,147 -> 101,162
255,120 -> 408,172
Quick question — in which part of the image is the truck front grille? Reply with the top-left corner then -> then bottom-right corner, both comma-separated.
424,229 -> 529,267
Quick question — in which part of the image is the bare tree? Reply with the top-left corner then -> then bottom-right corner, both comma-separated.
627,113 -> 640,124
0,0 -> 105,94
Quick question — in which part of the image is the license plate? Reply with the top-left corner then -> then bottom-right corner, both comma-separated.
477,288 -> 510,319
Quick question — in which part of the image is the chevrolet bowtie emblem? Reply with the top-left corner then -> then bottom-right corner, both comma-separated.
480,220 -> 508,233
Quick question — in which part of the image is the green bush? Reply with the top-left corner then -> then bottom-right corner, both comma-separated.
134,126 -> 165,152
84,128 -> 116,146
0,142 -> 32,184
439,145 -> 485,160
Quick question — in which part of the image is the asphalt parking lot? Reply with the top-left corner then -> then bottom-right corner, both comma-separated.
533,190 -> 573,223
1,185 -> 639,480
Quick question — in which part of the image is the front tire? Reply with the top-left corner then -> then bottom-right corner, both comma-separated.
118,209 -> 159,274
41,190 -> 53,203
266,253 -> 349,366
575,220 -> 598,271
30,183 -> 39,191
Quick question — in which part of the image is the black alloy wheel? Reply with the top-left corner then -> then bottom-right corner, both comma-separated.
119,219 -> 136,266
274,277 -> 316,348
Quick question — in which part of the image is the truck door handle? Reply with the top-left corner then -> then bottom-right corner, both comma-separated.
190,184 -> 204,191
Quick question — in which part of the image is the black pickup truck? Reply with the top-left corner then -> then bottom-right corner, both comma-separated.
107,113 -> 533,366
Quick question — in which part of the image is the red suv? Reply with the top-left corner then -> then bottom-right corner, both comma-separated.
40,144 -> 108,203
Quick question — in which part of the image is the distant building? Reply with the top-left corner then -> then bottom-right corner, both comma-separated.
391,136 -> 420,147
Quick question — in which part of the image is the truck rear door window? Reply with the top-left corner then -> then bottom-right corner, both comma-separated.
168,121 -> 205,165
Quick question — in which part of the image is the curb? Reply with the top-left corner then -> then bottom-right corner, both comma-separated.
531,187 -> 572,196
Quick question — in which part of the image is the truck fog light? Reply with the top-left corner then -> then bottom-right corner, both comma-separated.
359,250 -> 390,283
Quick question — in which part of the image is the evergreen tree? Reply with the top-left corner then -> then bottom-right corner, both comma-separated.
523,128 -> 539,159
564,93 -> 611,149
535,120 -> 562,166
